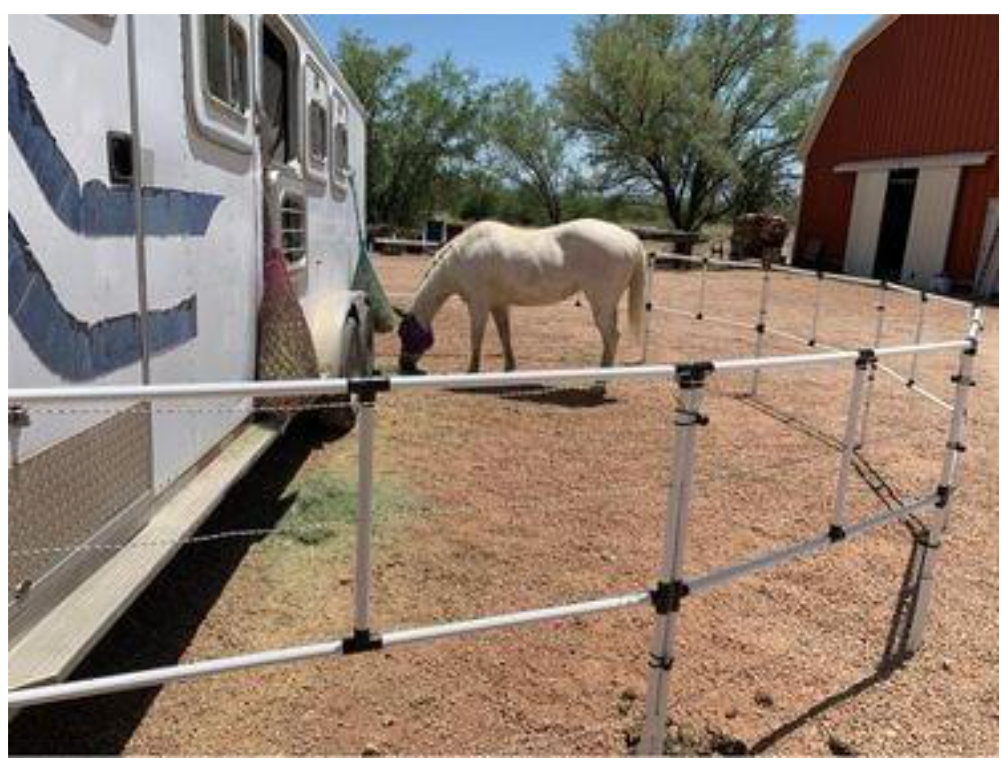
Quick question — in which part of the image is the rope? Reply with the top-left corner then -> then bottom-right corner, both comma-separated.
8,521 -> 352,559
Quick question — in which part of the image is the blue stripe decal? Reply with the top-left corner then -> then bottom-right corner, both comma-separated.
9,215 -> 198,381
8,48 -> 222,238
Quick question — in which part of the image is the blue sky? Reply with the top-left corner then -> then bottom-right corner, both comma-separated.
307,15 -> 875,91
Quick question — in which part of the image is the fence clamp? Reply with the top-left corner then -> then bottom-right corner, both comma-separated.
648,653 -> 675,671
675,361 -> 715,390
342,628 -> 384,655
8,404 -> 30,429
348,376 -> 391,403
650,579 -> 690,615
935,484 -> 952,509
916,531 -> 942,550
855,348 -> 877,369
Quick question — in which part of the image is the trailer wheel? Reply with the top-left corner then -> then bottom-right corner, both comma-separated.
313,305 -> 374,434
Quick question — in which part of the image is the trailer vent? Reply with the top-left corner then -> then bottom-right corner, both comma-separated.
106,131 -> 133,185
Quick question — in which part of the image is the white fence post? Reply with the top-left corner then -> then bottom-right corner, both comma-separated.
695,256 -> 709,320
905,315 -> 980,654
808,270 -> 824,347
642,252 -> 655,364
749,261 -> 772,396
907,291 -> 928,386
639,361 -> 712,756
857,281 -> 889,449
348,381 -> 387,652
831,350 -> 874,534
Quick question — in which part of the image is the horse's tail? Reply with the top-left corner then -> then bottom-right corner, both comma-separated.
627,243 -> 647,342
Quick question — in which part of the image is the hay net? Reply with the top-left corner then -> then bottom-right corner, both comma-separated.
256,171 -> 319,393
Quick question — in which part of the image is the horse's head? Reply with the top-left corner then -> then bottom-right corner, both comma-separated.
397,312 -> 434,375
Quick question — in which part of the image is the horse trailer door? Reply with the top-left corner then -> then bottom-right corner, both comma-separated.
134,15 -> 260,491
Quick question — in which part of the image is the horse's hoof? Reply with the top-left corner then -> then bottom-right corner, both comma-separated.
398,360 -> 427,376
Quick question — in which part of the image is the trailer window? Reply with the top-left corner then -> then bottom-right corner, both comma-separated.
308,101 -> 328,163
331,93 -> 351,189
203,15 -> 249,115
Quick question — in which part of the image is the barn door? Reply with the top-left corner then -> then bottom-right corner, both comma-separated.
844,170 -> 887,277
900,166 -> 962,287
873,169 -> 919,280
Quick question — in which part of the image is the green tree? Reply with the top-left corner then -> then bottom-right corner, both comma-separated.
485,78 -> 573,224
336,31 -> 485,228
555,15 -> 832,231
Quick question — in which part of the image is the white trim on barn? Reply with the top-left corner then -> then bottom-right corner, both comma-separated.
834,152 -> 992,174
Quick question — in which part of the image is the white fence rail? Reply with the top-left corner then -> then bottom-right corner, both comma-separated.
6,271 -> 984,756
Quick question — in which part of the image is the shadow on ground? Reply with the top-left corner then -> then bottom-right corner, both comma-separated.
8,417 -> 338,756
450,383 -> 617,408
749,524 -> 929,756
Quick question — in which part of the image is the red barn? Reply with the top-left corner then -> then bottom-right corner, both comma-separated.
795,15 -> 998,299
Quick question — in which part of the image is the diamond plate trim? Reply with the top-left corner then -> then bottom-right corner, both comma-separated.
8,406 -> 152,600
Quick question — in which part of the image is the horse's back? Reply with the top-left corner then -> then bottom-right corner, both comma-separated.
445,219 -> 641,306
552,219 -> 641,259
463,219 -> 639,262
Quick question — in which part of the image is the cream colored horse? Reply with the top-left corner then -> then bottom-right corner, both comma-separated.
397,219 -> 647,373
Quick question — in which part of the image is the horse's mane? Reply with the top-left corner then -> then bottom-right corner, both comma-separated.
417,220 -> 552,286
419,231 -> 467,285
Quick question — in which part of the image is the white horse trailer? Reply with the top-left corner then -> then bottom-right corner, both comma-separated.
8,14 -> 373,692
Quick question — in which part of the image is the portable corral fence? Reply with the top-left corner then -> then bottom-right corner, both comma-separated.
642,252 -> 974,416
7,280 -> 984,755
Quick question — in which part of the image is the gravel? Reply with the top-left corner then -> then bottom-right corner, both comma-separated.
10,255 -> 997,756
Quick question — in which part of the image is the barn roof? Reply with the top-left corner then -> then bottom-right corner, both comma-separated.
798,15 -> 900,160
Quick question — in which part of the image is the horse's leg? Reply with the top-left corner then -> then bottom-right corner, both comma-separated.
491,307 -> 516,371
467,303 -> 488,373
589,298 -> 620,368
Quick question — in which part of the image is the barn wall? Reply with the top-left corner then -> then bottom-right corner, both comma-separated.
795,163 -> 854,269
796,15 -> 999,278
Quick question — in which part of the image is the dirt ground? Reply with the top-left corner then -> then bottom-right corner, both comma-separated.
10,255 -> 999,756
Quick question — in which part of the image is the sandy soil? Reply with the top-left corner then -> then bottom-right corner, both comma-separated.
10,255 -> 998,756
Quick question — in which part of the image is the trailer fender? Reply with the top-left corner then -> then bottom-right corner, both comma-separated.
327,290 -> 374,378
